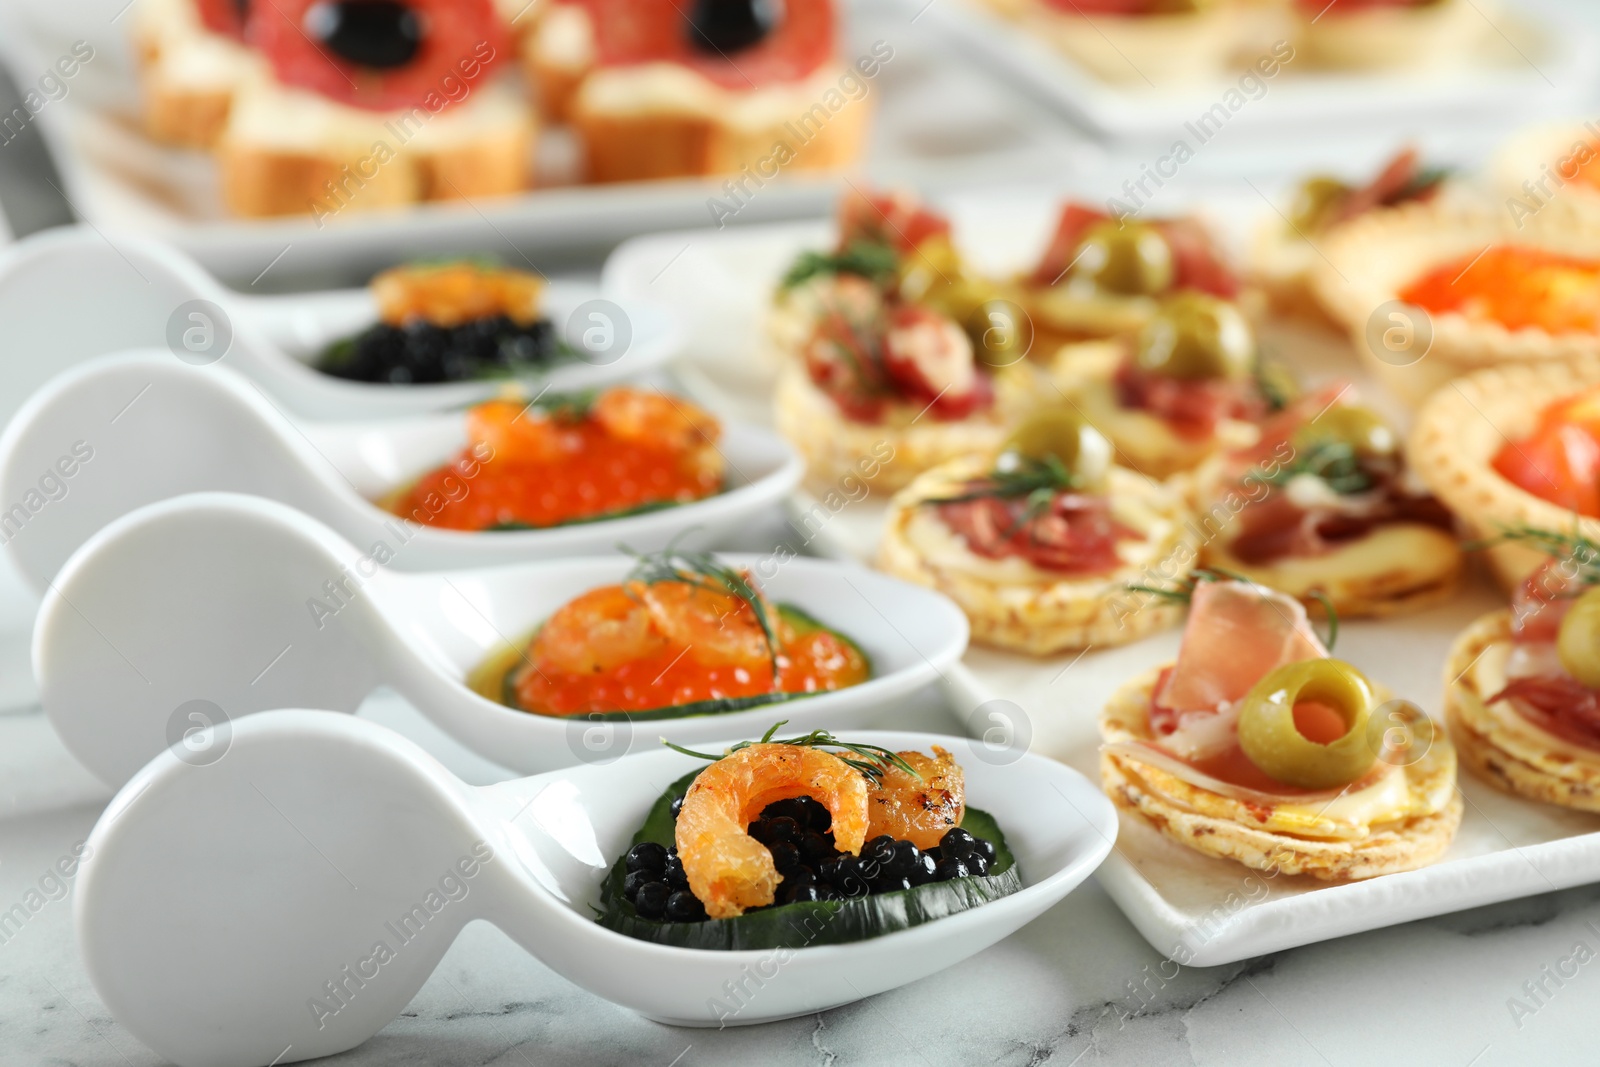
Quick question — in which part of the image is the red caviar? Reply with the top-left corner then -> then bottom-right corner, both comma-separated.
388,389 -> 725,531
511,580 -> 870,715
1492,387 -> 1600,517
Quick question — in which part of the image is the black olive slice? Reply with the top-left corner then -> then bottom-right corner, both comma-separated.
304,1 -> 425,70
687,0 -> 784,55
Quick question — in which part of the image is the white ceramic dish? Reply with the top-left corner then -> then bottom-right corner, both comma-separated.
0,228 -> 680,425
77,711 -> 1115,1064
602,205 -> 1600,965
900,0 -> 1597,139
38,492 -> 970,786
0,350 -> 800,592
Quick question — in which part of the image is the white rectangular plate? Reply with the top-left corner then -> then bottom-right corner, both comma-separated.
604,194 -> 1600,965
899,0 -> 1599,141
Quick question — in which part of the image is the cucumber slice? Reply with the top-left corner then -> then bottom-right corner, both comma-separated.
596,771 -> 1022,951
492,606 -> 872,722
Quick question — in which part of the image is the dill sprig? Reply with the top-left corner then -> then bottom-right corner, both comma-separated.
1124,567 -> 1340,650
622,540 -> 781,680
922,454 -> 1081,530
524,388 -> 596,422
1465,525 -> 1600,584
1263,438 -> 1374,496
663,721 -> 921,784
781,240 -> 899,290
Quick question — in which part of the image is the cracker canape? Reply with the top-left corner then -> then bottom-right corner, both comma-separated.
1101,576 -> 1461,880
1291,0 -> 1484,73
1410,355 -> 1600,589
1315,197 -> 1600,406
1446,530 -> 1600,811
1031,291 -> 1290,480
133,0 -> 269,148
994,0 -> 1247,87
1193,384 -> 1462,617
1250,147 -> 1450,323
772,190 -> 1023,494
877,410 -> 1198,654
1017,201 -> 1240,351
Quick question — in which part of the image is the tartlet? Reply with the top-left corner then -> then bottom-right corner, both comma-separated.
1314,198 -> 1600,406
1409,355 -> 1600,589
1445,544 -> 1600,811
1492,123 -> 1600,226
876,413 -> 1198,654
1100,578 -> 1461,880
1192,386 -> 1462,617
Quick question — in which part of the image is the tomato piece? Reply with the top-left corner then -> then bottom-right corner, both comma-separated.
587,0 -> 835,91
1029,203 -> 1109,286
197,0 -> 249,40
1493,421 -> 1600,518
251,0 -> 509,112
837,188 -> 951,255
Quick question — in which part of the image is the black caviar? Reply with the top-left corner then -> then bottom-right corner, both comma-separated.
317,315 -> 561,385
618,794 -> 1000,923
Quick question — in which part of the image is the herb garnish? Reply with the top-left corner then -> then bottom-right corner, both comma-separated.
663,721 -> 921,784
1264,438 -> 1374,496
781,241 -> 899,290
923,454 -> 1082,531
1466,525 -> 1600,584
622,541 -> 781,681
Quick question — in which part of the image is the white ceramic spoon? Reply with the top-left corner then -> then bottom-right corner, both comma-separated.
38,492 -> 970,786
0,350 -> 800,593
77,709 -> 1116,1065
0,227 -> 680,424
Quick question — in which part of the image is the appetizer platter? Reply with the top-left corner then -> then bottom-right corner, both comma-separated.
902,0 -> 1595,138
36,492 -> 969,784
75,711 -> 1114,1060
606,174 -> 1600,963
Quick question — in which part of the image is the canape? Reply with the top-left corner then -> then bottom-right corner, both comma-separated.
1447,530 -> 1600,810
1101,576 -> 1461,880
1409,355 -> 1600,589
772,190 -> 1020,494
1250,147 -> 1451,322
133,0 -> 268,148
1292,0 -> 1483,72
317,261 -> 564,384
1018,201 -> 1240,350
567,0 -> 870,183
1037,291 -> 1289,480
1003,0 -> 1246,86
1492,123 -> 1600,226
384,388 -> 725,531
470,548 -> 870,720
598,724 -> 1019,945
1315,198 -> 1600,406
1194,384 -> 1462,616
877,409 -> 1198,654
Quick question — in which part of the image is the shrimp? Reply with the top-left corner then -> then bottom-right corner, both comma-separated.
632,580 -> 775,670
676,744 -> 870,919
465,399 -> 563,464
594,387 -> 720,453
530,586 -> 669,675
865,746 -> 966,850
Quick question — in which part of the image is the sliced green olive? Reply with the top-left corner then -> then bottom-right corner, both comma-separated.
897,235 -> 964,306
1000,408 -> 1112,491
963,297 -> 1033,368
1292,405 -> 1398,457
1070,221 -> 1175,297
1237,659 -> 1378,790
1135,292 -> 1254,382
1289,176 -> 1350,235
1558,587 -> 1600,689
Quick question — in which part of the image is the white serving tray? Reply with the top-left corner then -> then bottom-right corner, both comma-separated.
900,0 -> 1599,142
603,196 -> 1600,965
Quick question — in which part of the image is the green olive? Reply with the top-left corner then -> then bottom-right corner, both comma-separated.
1135,292 -> 1255,382
1289,176 -> 1351,235
1070,221 -> 1175,297
964,297 -> 1034,368
1292,405 -> 1398,457
1000,408 -> 1112,491
1558,587 -> 1600,689
1237,659 -> 1378,790
897,235 -> 965,306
